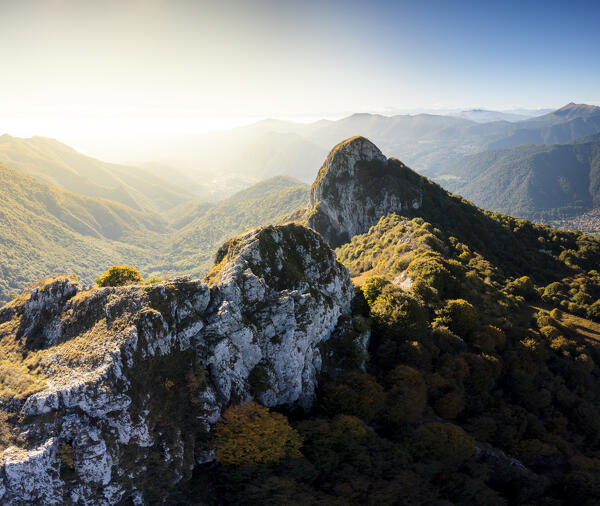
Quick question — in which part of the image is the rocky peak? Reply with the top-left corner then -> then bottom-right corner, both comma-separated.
306,136 -> 425,248
0,223 -> 355,504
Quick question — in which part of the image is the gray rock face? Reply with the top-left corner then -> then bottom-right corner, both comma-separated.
306,136 -> 424,247
0,223 -> 353,504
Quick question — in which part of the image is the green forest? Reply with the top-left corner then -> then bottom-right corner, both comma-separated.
171,208 -> 600,505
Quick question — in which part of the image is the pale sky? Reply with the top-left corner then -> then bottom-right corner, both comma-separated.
0,0 -> 599,160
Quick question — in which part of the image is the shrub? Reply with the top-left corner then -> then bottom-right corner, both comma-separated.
382,366 -> 427,425
410,422 -> 475,468
95,265 -> 143,287
587,300 -> 600,321
506,276 -> 537,299
407,252 -> 458,298
463,353 -> 501,394
539,325 -> 561,340
370,285 -> 428,339
143,275 -> 166,285
484,324 -> 506,349
361,275 -> 390,305
435,299 -> 478,337
297,415 -> 403,479
434,390 -> 465,419
319,371 -> 385,423
215,402 -> 302,466
431,324 -> 466,353
410,278 -> 437,302
549,308 -> 562,320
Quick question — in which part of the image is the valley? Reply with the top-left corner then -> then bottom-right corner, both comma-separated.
1,135 -> 600,504
0,141 -> 309,303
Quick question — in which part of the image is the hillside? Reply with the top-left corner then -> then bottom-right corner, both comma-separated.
440,135 -> 600,222
2,136 -> 600,504
0,167 -> 309,304
157,176 -> 309,277
0,135 -> 193,212
0,163 -> 168,302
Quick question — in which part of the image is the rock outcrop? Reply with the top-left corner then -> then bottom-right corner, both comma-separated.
306,136 -> 425,247
0,223 -> 353,504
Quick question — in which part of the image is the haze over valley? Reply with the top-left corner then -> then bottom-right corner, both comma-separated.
3,99 -> 600,303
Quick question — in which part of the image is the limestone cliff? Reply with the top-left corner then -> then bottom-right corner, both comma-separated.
0,223 -> 353,504
305,136 -> 425,247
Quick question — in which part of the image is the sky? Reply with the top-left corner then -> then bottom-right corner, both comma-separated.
0,0 -> 599,159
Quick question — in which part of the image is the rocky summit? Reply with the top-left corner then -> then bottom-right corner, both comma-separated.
0,223 -> 354,504
306,136 -> 425,247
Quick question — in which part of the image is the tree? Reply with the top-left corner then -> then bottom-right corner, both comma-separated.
382,365 -> 427,425
361,275 -> 390,305
410,422 -> 475,468
506,275 -> 537,299
95,265 -> 143,287
370,285 -> 428,339
319,371 -> 385,423
435,299 -> 478,337
215,402 -> 302,466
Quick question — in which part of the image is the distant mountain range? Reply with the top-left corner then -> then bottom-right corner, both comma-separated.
440,132 -> 600,222
143,103 -> 600,186
453,109 -> 531,123
2,101 -> 600,301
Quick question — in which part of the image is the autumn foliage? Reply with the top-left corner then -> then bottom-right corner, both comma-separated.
215,402 -> 302,466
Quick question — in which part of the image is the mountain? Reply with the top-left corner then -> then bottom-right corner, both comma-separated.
531,102 -> 600,123
1,136 -> 600,504
440,135 -> 600,222
0,135 -> 194,212
455,109 -> 529,122
485,103 -> 600,150
300,136 -> 578,279
140,103 -> 600,183
0,223 -> 353,503
303,137 -> 424,247
0,163 -> 168,303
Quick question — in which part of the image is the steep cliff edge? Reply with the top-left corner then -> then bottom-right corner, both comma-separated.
0,223 -> 353,504
305,136 -> 425,247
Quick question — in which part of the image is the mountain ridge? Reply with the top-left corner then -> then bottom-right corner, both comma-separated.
0,135 -> 194,212
1,135 -> 600,504
440,133 -> 600,222
134,102 -> 600,183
